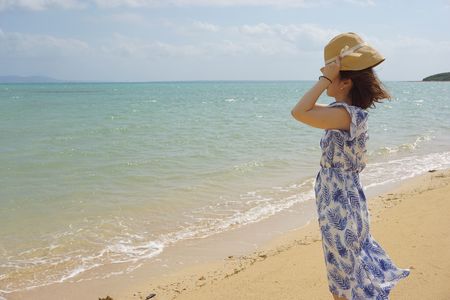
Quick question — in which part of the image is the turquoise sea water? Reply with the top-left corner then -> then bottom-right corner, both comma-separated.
1,81 -> 449,295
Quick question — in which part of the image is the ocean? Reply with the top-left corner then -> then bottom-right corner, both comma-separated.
1,81 -> 449,296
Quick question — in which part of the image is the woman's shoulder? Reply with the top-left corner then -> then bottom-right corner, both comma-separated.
328,101 -> 368,117
327,101 -> 368,139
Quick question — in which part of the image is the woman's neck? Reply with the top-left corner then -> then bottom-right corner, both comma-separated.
335,98 -> 352,105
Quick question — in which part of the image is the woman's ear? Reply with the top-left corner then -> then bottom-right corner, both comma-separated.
343,78 -> 353,89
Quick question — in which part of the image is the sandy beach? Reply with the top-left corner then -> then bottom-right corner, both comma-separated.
113,168 -> 450,300
6,168 -> 450,300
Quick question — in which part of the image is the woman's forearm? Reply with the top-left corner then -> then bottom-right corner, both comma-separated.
291,78 -> 330,116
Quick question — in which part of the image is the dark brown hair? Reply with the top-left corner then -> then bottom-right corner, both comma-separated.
340,67 -> 392,109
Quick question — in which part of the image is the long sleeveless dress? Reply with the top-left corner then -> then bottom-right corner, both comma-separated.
314,101 -> 410,300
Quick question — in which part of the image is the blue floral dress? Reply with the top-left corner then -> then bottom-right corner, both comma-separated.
314,101 -> 410,300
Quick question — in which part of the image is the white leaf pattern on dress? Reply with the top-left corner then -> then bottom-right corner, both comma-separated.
314,101 -> 410,299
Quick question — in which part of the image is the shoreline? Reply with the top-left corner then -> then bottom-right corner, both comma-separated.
118,168 -> 450,300
5,168 -> 450,299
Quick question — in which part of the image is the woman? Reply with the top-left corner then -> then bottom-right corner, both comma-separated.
291,32 -> 410,300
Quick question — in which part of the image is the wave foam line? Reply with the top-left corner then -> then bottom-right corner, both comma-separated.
363,151 -> 450,189
0,177 -> 316,295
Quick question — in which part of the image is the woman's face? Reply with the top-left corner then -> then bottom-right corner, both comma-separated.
325,76 -> 341,98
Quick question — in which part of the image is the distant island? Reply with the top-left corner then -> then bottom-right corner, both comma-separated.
422,72 -> 450,81
0,75 -> 62,83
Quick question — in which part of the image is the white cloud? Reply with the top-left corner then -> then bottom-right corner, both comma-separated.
97,23 -> 339,60
192,21 -> 220,32
0,0 -> 85,11
93,0 -> 315,8
0,0 -> 376,10
236,23 -> 339,45
91,0 -> 378,8
0,29 -> 90,57
343,0 -> 375,6
100,34 -> 207,58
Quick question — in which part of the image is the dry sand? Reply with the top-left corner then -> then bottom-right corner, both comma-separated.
119,169 -> 450,300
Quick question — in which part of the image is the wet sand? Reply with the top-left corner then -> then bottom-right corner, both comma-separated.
120,169 -> 450,300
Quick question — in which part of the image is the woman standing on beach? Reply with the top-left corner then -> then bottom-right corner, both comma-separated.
290,32 -> 410,300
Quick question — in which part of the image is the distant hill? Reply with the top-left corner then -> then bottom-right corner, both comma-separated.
0,75 -> 63,83
422,72 -> 450,81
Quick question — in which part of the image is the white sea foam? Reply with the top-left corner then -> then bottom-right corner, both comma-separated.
373,134 -> 432,155
58,264 -> 101,282
363,151 -> 450,189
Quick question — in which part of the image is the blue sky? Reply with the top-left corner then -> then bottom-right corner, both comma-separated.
1,0 -> 450,81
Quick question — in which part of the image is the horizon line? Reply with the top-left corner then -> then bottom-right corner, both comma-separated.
0,79 -> 427,84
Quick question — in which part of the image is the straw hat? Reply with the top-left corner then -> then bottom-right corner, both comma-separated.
324,32 -> 385,71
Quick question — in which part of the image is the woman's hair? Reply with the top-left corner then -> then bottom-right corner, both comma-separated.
340,67 -> 391,109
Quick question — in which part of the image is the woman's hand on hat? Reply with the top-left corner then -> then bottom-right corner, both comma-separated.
320,56 -> 341,82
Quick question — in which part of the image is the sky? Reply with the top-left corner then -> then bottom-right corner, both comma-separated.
1,0 -> 450,81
